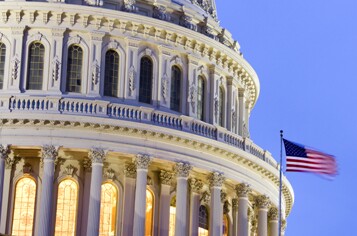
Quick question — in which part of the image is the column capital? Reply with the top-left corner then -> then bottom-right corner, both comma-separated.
173,162 -> 192,178
232,198 -> 239,210
235,183 -> 251,198
124,163 -> 137,178
255,194 -> 271,209
200,190 -> 211,204
89,148 -> 106,164
0,145 -> 10,160
42,145 -> 59,161
189,178 -> 203,193
160,170 -> 174,185
82,158 -> 92,172
208,172 -> 225,188
282,219 -> 287,232
220,190 -> 227,203
268,206 -> 279,221
134,154 -> 151,170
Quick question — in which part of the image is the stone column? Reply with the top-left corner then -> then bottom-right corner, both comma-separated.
189,178 -> 203,236
158,170 -> 174,236
268,207 -> 279,236
0,145 -> 10,225
232,199 -> 238,236
255,195 -> 271,236
238,89 -> 245,136
86,148 -> 106,236
208,172 -> 225,236
80,159 -> 92,236
122,163 -> 137,236
38,145 -> 58,236
133,154 -> 151,236
236,183 -> 251,236
173,162 -> 192,236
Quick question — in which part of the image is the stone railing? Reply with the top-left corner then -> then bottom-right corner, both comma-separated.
1,95 -> 277,169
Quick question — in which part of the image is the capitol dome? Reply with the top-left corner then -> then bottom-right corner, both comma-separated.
0,0 -> 293,236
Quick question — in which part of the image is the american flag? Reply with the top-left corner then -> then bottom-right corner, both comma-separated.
282,139 -> 337,176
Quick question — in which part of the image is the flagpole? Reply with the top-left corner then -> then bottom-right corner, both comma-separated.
279,130 -> 283,236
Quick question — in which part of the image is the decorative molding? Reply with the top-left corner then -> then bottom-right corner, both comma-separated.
144,48 -> 153,57
23,163 -> 32,174
220,190 -> 227,202
52,56 -> 61,82
188,83 -> 197,113
11,56 -> 20,82
134,154 -> 151,170
82,158 -> 92,172
104,168 -> 116,180
153,5 -> 171,21
161,73 -> 169,103
200,190 -> 211,204
255,195 -> 271,209
235,183 -> 251,198
122,0 -> 137,12
63,164 -> 76,176
5,155 -> 19,170
124,163 -> 137,178
0,145 -> 10,160
268,207 -> 279,221
89,148 -> 106,164
232,198 -> 239,209
208,172 -> 225,187
128,65 -> 136,95
189,178 -> 203,193
223,200 -> 231,214
160,170 -> 174,185
91,60 -> 100,86
68,35 -> 82,45
42,145 -> 58,161
173,162 -> 192,178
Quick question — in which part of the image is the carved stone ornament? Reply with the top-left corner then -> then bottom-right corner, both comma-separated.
63,165 -> 76,176
85,0 -> 103,6
42,145 -> 58,161
5,155 -> 20,169
11,56 -> 20,82
89,148 -> 106,164
122,0 -> 137,13
282,219 -> 287,231
200,191 -> 211,204
52,56 -> 61,82
173,162 -> 192,178
153,5 -> 171,21
268,207 -> 279,221
189,178 -> 203,193
255,195 -> 271,209
188,83 -> 197,113
82,158 -> 92,172
92,60 -> 100,86
232,198 -> 239,209
220,190 -> 227,203
160,170 -> 174,185
134,154 -> 151,170
180,15 -> 197,31
124,163 -> 137,178
232,110 -> 237,131
208,172 -> 225,188
23,163 -> 32,174
0,145 -> 10,160
147,176 -> 153,185
104,168 -> 116,180
214,96 -> 219,123
223,200 -> 231,214
144,48 -> 153,57
161,73 -> 169,103
243,122 -> 250,138
235,183 -> 251,197
128,65 -> 136,95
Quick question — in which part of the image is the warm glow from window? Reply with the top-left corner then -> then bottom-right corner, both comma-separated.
55,179 -> 78,236
12,177 -> 37,236
198,227 -> 209,236
168,206 -> 176,236
223,214 -> 229,236
100,182 -> 118,236
198,205 -> 209,236
145,189 -> 154,236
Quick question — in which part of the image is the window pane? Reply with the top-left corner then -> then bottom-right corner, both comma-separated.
0,42 -> 6,89
197,76 -> 205,121
219,87 -> 224,126
104,50 -> 120,97
55,179 -> 78,236
145,189 -> 154,236
170,66 -> 181,112
66,45 -> 83,93
139,57 -> 153,104
223,214 -> 229,236
198,205 -> 209,236
100,182 -> 118,236
27,42 -> 45,90
12,177 -> 37,236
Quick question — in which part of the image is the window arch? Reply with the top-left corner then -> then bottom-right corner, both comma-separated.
197,76 -> 205,121
170,66 -> 182,112
139,57 -> 153,104
223,214 -> 229,236
104,50 -> 120,97
99,182 -> 118,236
169,196 -> 176,236
198,205 -> 209,236
219,86 -> 225,127
145,189 -> 154,236
66,45 -> 83,93
0,42 -> 6,90
26,42 -> 45,90
55,179 -> 78,236
11,177 -> 37,236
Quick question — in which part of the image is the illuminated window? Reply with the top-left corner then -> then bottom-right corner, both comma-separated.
170,66 -> 181,112
139,57 -> 153,104
55,179 -> 78,236
104,50 -> 120,97
66,45 -> 83,93
197,76 -> 205,121
100,182 -> 118,236
11,177 -> 37,236
198,205 -> 209,236
223,214 -> 229,236
27,42 -> 45,90
219,86 -> 225,127
0,42 -> 6,89
169,196 -> 176,236
145,189 -> 154,236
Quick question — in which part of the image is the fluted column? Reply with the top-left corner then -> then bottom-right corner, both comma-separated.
158,170 -> 174,236
80,159 -> 92,236
268,207 -> 279,236
173,162 -> 192,236
133,154 -> 152,236
189,178 -> 203,236
38,145 -> 58,236
255,195 -> 271,236
208,172 -> 225,236
236,183 -> 251,236
86,148 -> 106,236
232,199 -> 238,236
0,145 -> 10,225
122,163 -> 137,236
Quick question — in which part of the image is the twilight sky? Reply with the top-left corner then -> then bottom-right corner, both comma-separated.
216,0 -> 357,235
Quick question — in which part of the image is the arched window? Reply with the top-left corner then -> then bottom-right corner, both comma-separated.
169,196 -> 176,236
26,42 -> 45,90
0,42 -> 6,90
198,205 -> 209,236
145,189 -> 154,236
219,87 -> 225,127
170,66 -> 181,112
100,182 -> 118,236
11,177 -> 37,236
197,76 -> 205,121
104,50 -> 120,97
55,179 -> 78,236
66,45 -> 83,93
139,57 -> 153,104
223,214 -> 229,236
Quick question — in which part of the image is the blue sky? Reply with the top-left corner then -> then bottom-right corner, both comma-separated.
216,1 -> 357,235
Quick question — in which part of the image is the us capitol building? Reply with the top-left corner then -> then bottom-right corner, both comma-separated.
0,0 -> 294,235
